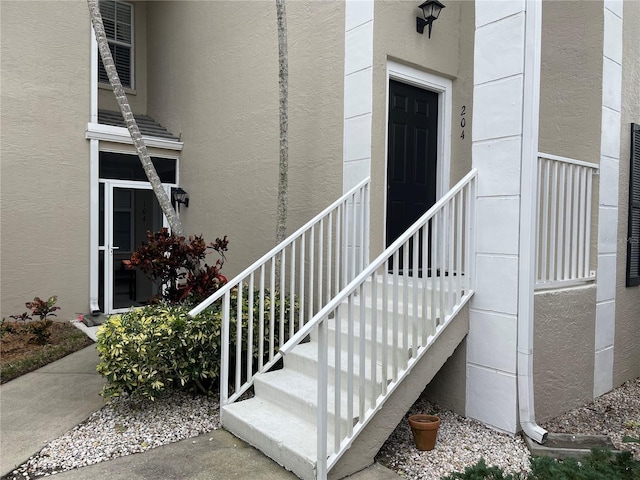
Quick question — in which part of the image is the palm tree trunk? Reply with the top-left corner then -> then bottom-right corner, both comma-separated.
87,0 -> 184,237
275,0 -> 288,245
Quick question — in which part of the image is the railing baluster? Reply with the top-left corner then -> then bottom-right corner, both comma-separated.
317,317 -> 328,480
549,160 -> 559,282
269,257 -> 275,361
557,163 -> 566,280
422,224 -> 429,345
541,158 -> 550,283
571,166 -> 580,278
327,212 -> 333,305
236,282 -> 242,393
448,197 -> 455,315
319,219 -> 324,314
382,263 -> 389,396
370,271 -> 378,409
412,231 -> 419,357
358,283 -> 366,423
334,303 -> 342,452
351,194 -> 357,284
347,294 -> 354,438
247,273 -> 254,384
290,241 -> 296,339
430,214 -> 437,336
577,167 -> 587,279
220,292 -> 230,411
258,266 -> 265,370
456,190 -> 463,306
280,250 -> 286,347
392,251 -> 399,379
402,242 -> 409,357
300,233 -> 306,330
309,225 -> 315,319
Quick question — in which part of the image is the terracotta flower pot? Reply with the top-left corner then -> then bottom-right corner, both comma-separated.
408,414 -> 440,451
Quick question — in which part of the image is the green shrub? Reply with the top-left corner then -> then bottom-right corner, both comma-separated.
96,288 -> 297,400
442,449 -> 640,480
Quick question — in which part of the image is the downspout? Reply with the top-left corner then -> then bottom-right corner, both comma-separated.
89,25 -> 101,314
517,0 -> 547,444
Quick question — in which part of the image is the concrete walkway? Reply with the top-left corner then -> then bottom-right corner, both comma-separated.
0,345 -> 402,480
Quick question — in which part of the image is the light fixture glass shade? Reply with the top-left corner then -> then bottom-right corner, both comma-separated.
419,0 -> 445,21
173,187 -> 188,204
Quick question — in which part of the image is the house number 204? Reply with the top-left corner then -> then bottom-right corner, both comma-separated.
460,106 -> 467,139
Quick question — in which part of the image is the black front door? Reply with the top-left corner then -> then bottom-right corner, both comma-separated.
386,80 -> 438,273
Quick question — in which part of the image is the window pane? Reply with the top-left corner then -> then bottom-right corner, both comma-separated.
100,152 -> 177,184
103,19 -> 116,40
113,44 -> 131,87
99,1 -> 115,22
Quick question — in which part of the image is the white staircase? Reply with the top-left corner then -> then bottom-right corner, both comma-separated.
189,170 -> 477,479
221,277 -> 469,480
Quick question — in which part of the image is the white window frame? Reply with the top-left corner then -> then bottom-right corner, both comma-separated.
98,0 -> 135,89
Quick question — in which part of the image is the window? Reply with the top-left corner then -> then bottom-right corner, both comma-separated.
98,0 -> 133,89
626,123 -> 640,287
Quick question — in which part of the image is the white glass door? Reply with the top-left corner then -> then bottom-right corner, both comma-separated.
102,181 -> 169,313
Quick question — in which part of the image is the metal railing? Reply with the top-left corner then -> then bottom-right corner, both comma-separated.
536,153 -> 598,289
188,178 -> 370,406
279,169 -> 477,478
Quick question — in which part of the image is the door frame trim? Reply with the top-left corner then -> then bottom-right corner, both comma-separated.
91,146 -> 179,315
384,61 -> 452,246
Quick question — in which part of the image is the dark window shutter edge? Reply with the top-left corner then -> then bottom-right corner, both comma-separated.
626,123 -> 640,287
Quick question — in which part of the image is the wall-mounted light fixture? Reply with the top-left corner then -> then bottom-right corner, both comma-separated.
416,0 -> 445,38
172,187 -> 189,211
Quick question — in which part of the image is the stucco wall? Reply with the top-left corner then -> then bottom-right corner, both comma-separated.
533,285 -> 596,422
1,1 -> 91,319
539,0 -> 603,163
97,0 -> 148,115
145,1 -> 345,278
369,0 -> 474,256
614,0 -> 640,386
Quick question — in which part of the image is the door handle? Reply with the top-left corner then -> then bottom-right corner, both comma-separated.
110,246 -> 120,252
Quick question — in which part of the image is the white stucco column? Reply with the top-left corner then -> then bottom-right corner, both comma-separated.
468,0 -> 540,433
594,0 -> 624,397
343,0 -> 374,192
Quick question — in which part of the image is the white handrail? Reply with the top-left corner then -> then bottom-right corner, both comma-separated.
280,168 -> 478,355
189,177 -> 371,408
188,177 -> 370,318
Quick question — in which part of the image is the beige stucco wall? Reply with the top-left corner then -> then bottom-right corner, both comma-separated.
614,0 -> 640,386
369,0 -> 475,256
97,0 -> 148,115
533,286 -> 597,422
539,1 -> 603,164
1,1 -> 91,319
145,1 -> 345,278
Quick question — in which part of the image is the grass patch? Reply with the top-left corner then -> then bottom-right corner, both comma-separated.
1,321 -> 94,383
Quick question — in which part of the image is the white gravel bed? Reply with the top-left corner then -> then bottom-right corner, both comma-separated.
5,378 -> 638,479
5,391 -> 220,480
377,377 -> 640,479
541,377 -> 640,461
376,399 -> 531,479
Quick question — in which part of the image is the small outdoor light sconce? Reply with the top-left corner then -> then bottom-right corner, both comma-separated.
417,0 -> 445,38
172,187 -> 189,211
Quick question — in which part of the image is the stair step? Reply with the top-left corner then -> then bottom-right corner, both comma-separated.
284,341 -> 391,396
309,313 -> 437,360
253,368 -> 361,433
222,397 -> 328,480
